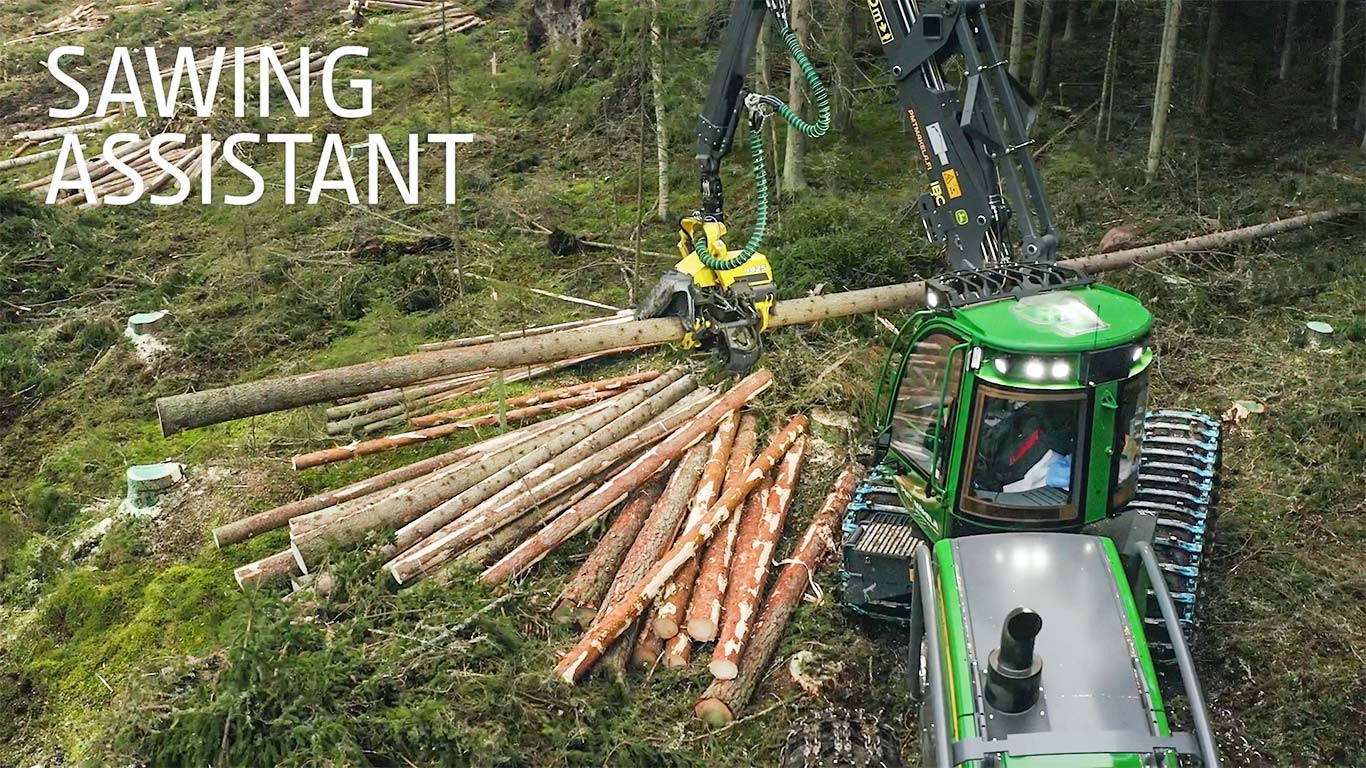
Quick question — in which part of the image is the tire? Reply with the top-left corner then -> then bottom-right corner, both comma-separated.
780,708 -> 904,768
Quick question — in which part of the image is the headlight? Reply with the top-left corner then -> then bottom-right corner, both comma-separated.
1051,360 -> 1071,379
1023,359 -> 1046,380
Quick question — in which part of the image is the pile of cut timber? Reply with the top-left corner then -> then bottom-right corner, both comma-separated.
343,1 -> 486,43
214,357 -> 848,723
542,402 -> 864,724
4,4 -> 110,46
18,136 -> 223,208
219,366 -> 718,587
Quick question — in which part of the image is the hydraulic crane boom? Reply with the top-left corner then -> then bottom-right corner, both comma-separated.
638,0 -> 1060,371
871,0 -> 1060,269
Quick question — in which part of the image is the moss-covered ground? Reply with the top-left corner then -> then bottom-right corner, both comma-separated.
0,1 -> 1362,765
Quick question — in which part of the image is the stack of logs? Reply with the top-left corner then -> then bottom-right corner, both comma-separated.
17,135 -> 223,208
4,4 -> 110,47
546,408 -> 863,725
215,354 -> 857,725
343,1 -> 486,43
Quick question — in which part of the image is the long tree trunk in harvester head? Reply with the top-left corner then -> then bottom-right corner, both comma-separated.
1145,0 -> 1183,183
694,463 -> 862,725
553,415 -> 808,684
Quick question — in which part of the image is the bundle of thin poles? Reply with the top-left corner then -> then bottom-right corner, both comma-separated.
341,1 -> 486,43
4,3 -> 110,47
17,135 -> 224,208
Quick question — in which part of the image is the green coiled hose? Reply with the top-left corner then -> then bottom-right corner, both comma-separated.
694,27 -> 830,272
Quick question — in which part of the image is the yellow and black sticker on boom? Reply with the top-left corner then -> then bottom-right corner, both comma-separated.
866,0 -> 894,45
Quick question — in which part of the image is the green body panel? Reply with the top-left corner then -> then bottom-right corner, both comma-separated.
931,539 -> 977,741
952,285 -> 1152,353
931,537 -> 1175,767
1085,381 -> 1119,525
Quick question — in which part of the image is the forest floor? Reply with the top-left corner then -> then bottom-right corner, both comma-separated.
0,1 -> 1363,766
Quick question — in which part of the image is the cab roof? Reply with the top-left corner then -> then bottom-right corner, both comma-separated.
950,285 -> 1152,353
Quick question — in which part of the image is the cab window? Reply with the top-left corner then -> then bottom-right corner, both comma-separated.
888,331 -> 964,486
961,384 -> 1086,523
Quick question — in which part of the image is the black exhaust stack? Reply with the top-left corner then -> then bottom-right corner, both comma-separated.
985,607 -> 1044,714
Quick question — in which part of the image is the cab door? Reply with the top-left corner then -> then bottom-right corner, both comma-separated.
876,321 -> 969,540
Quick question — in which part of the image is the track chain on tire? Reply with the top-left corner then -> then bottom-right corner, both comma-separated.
781,707 -> 905,768
1128,407 -> 1221,662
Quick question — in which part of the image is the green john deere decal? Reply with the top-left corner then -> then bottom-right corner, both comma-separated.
954,209 -> 969,226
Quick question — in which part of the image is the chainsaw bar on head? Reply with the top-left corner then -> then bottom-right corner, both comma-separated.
1128,408 -> 1221,661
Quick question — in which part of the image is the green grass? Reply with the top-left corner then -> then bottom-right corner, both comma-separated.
0,0 -> 1363,765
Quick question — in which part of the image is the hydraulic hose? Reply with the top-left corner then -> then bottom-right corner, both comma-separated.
694,27 -> 829,272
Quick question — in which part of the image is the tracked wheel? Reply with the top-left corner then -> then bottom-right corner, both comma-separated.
781,708 -> 904,768
1130,408 -> 1221,662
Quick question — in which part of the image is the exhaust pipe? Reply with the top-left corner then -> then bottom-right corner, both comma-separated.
985,607 -> 1044,714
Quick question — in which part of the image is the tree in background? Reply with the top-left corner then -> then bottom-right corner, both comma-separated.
1327,0 -> 1348,131
1029,0 -> 1057,95
650,0 -> 669,221
1195,0 -> 1223,119
1008,0 -> 1028,78
1279,0 -> 1298,81
783,0 -> 814,194
1146,0 -> 1182,182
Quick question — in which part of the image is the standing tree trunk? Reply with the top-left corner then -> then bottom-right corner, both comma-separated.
1145,0 -> 1183,183
1008,0 -> 1028,79
755,22 -> 781,201
1029,0 -> 1057,96
1195,0 -> 1223,119
1328,0 -> 1348,130
1061,0 -> 1078,43
830,0 -> 858,134
782,0 -> 813,195
649,0 -> 669,220
1095,0 -> 1121,145
1279,0 -> 1298,82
